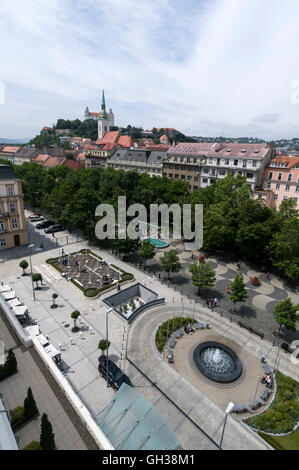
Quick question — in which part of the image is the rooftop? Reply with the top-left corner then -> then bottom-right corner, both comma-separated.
0,165 -> 18,180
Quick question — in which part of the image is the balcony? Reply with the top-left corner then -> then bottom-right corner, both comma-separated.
0,213 -> 9,218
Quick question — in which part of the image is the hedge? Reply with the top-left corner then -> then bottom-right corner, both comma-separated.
247,372 -> 299,434
47,252 -> 133,298
155,317 -> 197,353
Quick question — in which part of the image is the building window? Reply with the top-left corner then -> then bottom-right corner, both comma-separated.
252,161 -> 257,167
283,196 -> 288,200
288,174 -> 293,182
0,237 -> 6,247
219,169 -> 226,176
243,161 -> 247,168
278,173 -> 282,181
0,222 -> 5,232
234,160 -> 238,166
181,175 -> 185,180
293,198 -> 298,204
204,168 -> 209,174
296,185 -> 299,192
267,182 -> 271,189
225,160 -> 230,165
274,194 -> 278,200
276,183 -> 280,190
286,185 -> 291,192
11,218 -> 18,229
203,178 -> 208,183
268,172 -> 273,180
7,186 -> 14,196
247,173 -> 254,179
10,203 -> 16,213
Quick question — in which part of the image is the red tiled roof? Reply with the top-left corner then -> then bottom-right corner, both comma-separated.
63,160 -> 83,171
96,131 -> 120,145
1,146 -> 20,154
118,135 -> 134,148
43,156 -> 66,168
89,112 -> 99,117
270,155 -> 299,169
168,142 -> 214,156
76,153 -> 86,161
33,154 -> 50,163
42,126 -> 54,131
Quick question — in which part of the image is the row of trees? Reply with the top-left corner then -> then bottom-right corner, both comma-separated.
13,162 -> 299,280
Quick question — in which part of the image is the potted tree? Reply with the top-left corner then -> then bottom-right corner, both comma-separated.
32,273 -> 43,290
71,310 -> 81,333
51,293 -> 58,309
19,260 -> 29,276
98,339 -> 111,360
40,413 -> 56,450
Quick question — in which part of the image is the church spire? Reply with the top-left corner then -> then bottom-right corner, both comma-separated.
101,90 -> 106,112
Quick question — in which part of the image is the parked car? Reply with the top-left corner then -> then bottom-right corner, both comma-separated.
98,356 -> 132,390
36,220 -> 55,230
29,216 -> 44,222
45,224 -> 63,234
28,213 -> 42,220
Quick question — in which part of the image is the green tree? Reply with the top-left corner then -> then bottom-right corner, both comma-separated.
189,262 -> 216,296
98,339 -> 111,357
112,237 -> 139,258
5,349 -> 17,375
273,298 -> 299,333
270,218 -> 299,280
140,240 -> 156,267
19,260 -> 29,276
160,250 -> 182,279
40,413 -> 55,450
24,387 -> 38,419
51,293 -> 58,308
71,310 -> 80,331
23,441 -> 42,450
278,198 -> 299,219
230,273 -> 248,313
32,273 -> 43,289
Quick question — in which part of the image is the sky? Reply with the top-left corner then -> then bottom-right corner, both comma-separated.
0,0 -> 299,140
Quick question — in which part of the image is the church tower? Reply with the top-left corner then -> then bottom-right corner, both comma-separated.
98,90 -> 110,139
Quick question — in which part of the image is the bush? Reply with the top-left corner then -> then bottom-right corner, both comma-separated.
23,441 -> 42,450
155,317 -> 196,353
11,406 -> 24,425
247,372 -> 299,434
40,413 -> 55,450
24,388 -> 38,419
5,349 -> 17,375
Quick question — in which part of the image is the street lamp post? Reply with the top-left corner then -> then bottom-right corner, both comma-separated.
28,244 -> 35,301
220,402 -> 235,450
106,307 -> 114,387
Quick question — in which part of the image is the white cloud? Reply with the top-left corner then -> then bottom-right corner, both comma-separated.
0,0 -> 299,139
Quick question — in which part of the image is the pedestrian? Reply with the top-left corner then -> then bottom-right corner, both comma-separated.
192,252 -> 194,259
206,299 -> 210,308
214,298 -> 218,307
210,297 -> 214,308
266,272 -> 271,281
62,248 -> 65,256
237,262 -> 241,270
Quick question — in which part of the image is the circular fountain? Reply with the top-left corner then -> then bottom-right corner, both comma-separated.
193,342 -> 242,384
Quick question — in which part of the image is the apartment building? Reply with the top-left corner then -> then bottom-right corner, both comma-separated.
262,154 -> 299,210
0,165 -> 28,250
162,143 -> 214,191
200,143 -> 273,191
107,148 -> 167,177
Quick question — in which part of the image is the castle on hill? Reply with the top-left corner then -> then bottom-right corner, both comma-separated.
84,90 -> 115,139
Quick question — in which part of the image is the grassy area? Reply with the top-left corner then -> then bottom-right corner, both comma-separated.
155,317 -> 196,352
259,428 -> 299,450
247,372 -> 299,434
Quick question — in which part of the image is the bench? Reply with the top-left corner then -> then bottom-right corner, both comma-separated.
169,337 -> 177,349
260,388 -> 270,402
262,363 -> 273,375
233,404 -> 248,414
174,329 -> 183,339
194,323 -> 206,330
249,400 -> 262,411
167,349 -> 174,363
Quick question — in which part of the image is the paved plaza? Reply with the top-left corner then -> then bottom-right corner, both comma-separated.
0,312 -> 97,450
0,226 -> 298,449
127,240 -> 299,344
